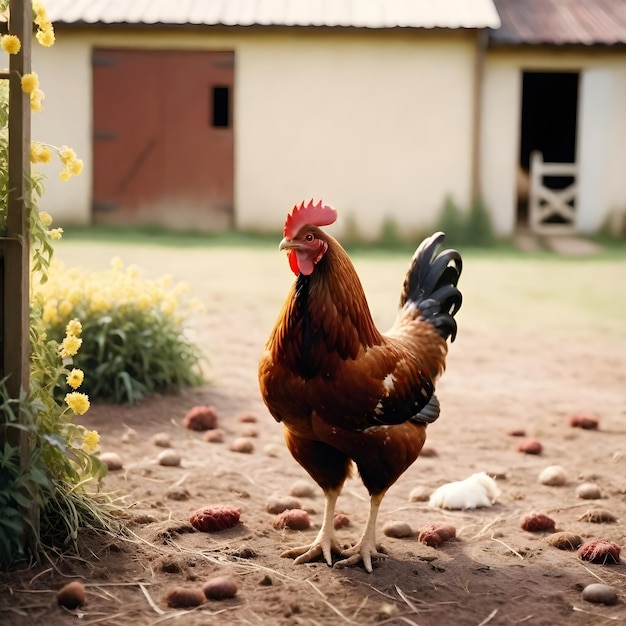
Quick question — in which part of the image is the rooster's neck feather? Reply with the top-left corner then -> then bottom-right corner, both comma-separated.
278,239 -> 381,378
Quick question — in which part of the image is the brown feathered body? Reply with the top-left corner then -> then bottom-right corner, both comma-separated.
259,223 -> 461,571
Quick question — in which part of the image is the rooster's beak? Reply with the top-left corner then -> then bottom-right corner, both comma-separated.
279,237 -> 298,251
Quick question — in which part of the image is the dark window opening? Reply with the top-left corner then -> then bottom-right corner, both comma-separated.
212,85 -> 230,128
517,71 -> 579,227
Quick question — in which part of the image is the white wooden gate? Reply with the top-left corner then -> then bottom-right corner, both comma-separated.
529,150 -> 578,234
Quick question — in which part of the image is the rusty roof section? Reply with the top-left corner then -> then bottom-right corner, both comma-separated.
491,0 -> 626,45
43,0 -> 501,30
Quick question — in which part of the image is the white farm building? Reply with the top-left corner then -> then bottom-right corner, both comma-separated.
31,0 -> 626,238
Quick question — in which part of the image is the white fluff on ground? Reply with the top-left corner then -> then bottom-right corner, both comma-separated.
428,472 -> 500,510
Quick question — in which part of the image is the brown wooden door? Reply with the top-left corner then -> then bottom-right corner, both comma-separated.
92,49 -> 234,231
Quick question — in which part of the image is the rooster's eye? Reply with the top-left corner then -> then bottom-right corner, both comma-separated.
305,234 -> 314,242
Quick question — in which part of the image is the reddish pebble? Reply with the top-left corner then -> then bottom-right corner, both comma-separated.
56,581 -> 86,609
237,413 -> 258,423
418,522 -> 457,547
507,428 -> 526,437
165,586 -> 206,608
189,506 -> 240,532
569,413 -> 599,430
516,438 -> 543,455
202,576 -> 238,600
578,539 -> 621,564
203,429 -> 224,443
334,513 -> 351,529
272,509 -> 311,530
521,512 -> 556,532
183,405 -> 219,431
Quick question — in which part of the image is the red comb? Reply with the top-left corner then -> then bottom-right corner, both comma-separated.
283,200 -> 337,238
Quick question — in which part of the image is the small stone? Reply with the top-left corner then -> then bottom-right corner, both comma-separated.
183,405 -> 219,431
158,449 -> 181,467
418,523 -> 457,547
544,531 -> 583,550
100,452 -> 123,471
272,509 -> 311,530
581,583 -> 618,605
151,432 -> 171,448
120,427 -> 138,443
578,539 -> 621,564
229,438 -> 254,454
333,513 -> 351,529
202,576 -> 238,600
190,506 -> 241,532
203,429 -> 225,443
289,480 -> 316,498
408,485 -> 432,502
266,495 -> 301,514
516,439 -> 543,455
569,413 -> 599,430
382,521 -> 413,538
238,425 -> 258,438
521,512 -> 556,532
539,465 -> 567,486
576,483 -> 602,499
263,443 -> 282,457
508,428 -> 526,437
165,486 -> 190,501
420,446 -> 438,457
237,413 -> 258,423
578,508 -> 617,524
165,586 -> 205,608
56,581 -> 86,609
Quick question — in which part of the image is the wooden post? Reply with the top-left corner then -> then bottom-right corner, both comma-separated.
1,0 -> 37,553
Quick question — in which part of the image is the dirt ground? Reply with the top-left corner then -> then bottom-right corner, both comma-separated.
2,239 -> 626,626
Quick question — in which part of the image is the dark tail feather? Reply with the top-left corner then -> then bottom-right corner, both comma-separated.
400,232 -> 462,342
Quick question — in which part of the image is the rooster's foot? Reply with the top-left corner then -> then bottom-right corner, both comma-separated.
281,537 -> 342,567
334,541 -> 387,573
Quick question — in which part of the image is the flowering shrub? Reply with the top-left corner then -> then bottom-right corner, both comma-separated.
37,259 -> 205,404
0,0 -> 114,567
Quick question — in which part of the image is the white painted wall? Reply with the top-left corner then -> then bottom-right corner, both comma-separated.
32,27 -> 477,238
481,48 -> 626,235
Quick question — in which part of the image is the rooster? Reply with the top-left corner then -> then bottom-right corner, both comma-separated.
258,200 -> 462,572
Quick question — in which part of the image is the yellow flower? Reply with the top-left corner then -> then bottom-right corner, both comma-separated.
1,35 -> 21,55
59,145 -> 76,166
35,27 -> 55,47
66,318 -> 82,336
39,211 -> 53,226
42,303 -> 58,325
137,294 -> 152,309
49,227 -> 63,239
58,299 -> 73,316
66,368 -> 84,390
110,256 -> 123,271
31,143 -> 52,164
33,2 -> 49,25
60,335 -> 82,358
21,72 -> 39,94
59,170 -> 70,181
126,265 -> 140,279
70,159 -> 83,176
90,295 -> 111,312
82,430 -> 100,453
65,392 -> 90,416
30,89 -> 45,112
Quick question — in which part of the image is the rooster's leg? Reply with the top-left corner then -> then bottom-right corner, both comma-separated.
335,492 -> 387,573
281,488 -> 342,567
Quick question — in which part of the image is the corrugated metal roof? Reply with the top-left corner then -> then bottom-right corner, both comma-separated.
43,0 -> 501,30
491,0 -> 626,45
